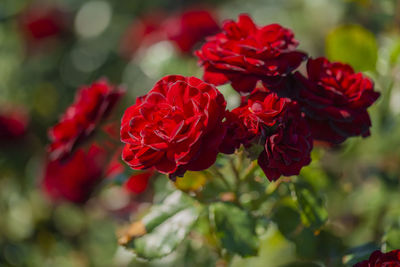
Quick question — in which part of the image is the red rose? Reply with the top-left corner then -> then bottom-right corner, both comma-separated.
354,250 -> 400,267
0,108 -> 28,142
295,57 -> 380,144
220,90 -> 290,154
120,75 -> 226,179
258,105 -> 312,181
42,144 -> 107,204
19,5 -> 68,42
219,110 -> 253,154
164,8 -> 220,53
240,90 -> 291,135
195,14 -> 306,94
48,80 -> 124,160
124,170 -> 154,194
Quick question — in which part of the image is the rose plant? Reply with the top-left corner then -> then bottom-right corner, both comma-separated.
42,13 -> 384,266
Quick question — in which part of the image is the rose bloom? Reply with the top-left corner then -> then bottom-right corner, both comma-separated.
195,14 -> 306,94
164,8 -> 220,53
219,90 -> 289,154
258,105 -> 313,181
0,108 -> 28,142
354,250 -> 400,267
120,75 -> 226,179
48,80 -> 124,160
295,57 -> 380,144
219,110 -> 253,154
42,144 -> 107,204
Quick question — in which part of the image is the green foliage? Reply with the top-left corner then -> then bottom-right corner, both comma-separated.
291,182 -> 328,231
127,191 -> 200,259
326,24 -> 378,71
209,202 -> 259,257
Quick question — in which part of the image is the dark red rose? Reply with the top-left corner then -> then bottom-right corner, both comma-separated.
120,75 -> 226,179
164,8 -> 220,53
220,90 -> 290,154
354,250 -> 400,267
258,104 -> 313,181
195,14 -> 306,94
120,11 -> 166,58
219,110 -> 253,154
295,57 -> 380,144
240,90 -> 291,134
42,144 -> 107,204
48,80 -> 124,160
124,170 -> 154,194
19,5 -> 67,42
0,108 -> 28,142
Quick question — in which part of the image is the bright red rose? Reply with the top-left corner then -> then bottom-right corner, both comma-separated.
0,108 -> 28,142
48,80 -> 124,160
120,75 -> 226,179
295,57 -> 380,144
164,9 -> 220,53
195,14 -> 306,94
124,170 -> 154,194
42,144 -> 107,204
354,250 -> 400,267
258,105 -> 313,181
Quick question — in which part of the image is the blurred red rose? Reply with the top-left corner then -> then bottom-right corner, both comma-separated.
42,144 -> 107,204
354,249 -> 400,267
258,105 -> 312,181
0,108 -> 28,142
295,57 -> 380,144
105,147 -> 125,179
195,14 -> 306,94
121,75 -> 226,179
164,8 -> 220,53
19,4 -> 68,43
48,80 -> 124,160
124,170 -> 154,194
120,11 -> 166,58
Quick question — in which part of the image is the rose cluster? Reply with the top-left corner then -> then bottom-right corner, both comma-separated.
120,14 -> 380,181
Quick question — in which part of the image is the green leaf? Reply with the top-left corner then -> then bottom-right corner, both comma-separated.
209,202 -> 258,257
326,24 -> 378,71
383,228 -> 400,251
272,205 -> 301,238
134,206 -> 199,259
291,182 -> 328,230
143,190 -> 195,232
126,191 -> 200,259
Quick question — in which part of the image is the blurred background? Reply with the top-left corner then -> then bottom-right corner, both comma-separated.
1,0 -> 400,266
